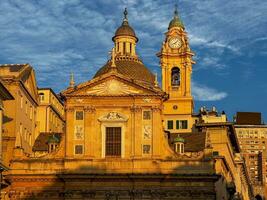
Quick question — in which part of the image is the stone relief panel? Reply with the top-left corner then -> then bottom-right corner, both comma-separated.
142,110 -> 152,156
143,125 -> 152,139
74,125 -> 84,140
143,144 -> 151,154
86,79 -> 143,95
6,189 -> 215,200
98,112 -> 128,122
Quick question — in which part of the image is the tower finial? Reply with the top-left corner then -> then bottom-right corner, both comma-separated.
168,3 -> 184,29
122,8 -> 129,25
111,47 -> 116,68
69,72 -> 75,88
174,4 -> 178,16
124,8 -> 128,20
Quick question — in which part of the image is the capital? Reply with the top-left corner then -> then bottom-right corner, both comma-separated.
130,105 -> 142,113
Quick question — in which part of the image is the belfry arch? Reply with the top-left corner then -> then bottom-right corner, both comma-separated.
171,67 -> 180,86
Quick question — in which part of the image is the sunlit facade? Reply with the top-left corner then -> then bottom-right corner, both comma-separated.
0,8 -> 257,200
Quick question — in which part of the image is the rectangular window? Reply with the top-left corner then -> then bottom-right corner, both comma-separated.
75,145 -> 83,155
143,111 -> 151,120
75,111 -> 84,120
130,43 -> 132,53
180,120 -> 188,129
39,93 -> 45,102
167,120 -> 173,130
176,120 -> 180,129
74,125 -> 84,140
105,127 -> 121,157
143,145 -> 151,154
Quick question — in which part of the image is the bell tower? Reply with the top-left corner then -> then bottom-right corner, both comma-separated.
157,6 -> 195,133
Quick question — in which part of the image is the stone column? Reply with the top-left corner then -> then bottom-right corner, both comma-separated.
65,106 -> 74,157
130,105 -> 142,157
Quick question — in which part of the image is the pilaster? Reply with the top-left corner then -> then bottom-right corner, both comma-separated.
65,106 -> 75,157
152,106 -> 162,158
84,106 -> 96,157
130,105 -> 142,157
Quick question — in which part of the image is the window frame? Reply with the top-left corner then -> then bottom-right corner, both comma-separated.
75,110 -> 84,121
143,110 -> 151,120
74,144 -> 84,155
180,120 -> 188,129
105,127 -> 122,157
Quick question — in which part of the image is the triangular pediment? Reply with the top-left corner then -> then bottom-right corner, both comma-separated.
24,69 -> 39,102
85,79 -> 144,95
63,73 -> 163,97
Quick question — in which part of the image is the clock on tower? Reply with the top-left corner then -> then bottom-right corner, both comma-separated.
157,6 -> 195,133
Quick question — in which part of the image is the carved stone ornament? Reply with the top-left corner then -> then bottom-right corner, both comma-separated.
84,105 -> 96,113
98,112 -> 128,122
65,107 -> 75,112
75,98 -> 83,103
86,79 -> 142,95
151,106 -> 162,112
143,98 -> 151,103
143,125 -> 152,139
130,105 -> 142,113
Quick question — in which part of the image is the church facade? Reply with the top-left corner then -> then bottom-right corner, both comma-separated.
1,8 -> 254,200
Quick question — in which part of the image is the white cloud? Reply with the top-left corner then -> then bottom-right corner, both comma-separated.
196,56 -> 226,71
0,0 -> 266,92
192,81 -> 228,101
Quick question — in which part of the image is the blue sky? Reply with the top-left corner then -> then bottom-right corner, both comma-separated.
0,0 -> 266,121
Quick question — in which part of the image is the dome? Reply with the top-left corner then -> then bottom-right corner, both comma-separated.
168,17 -> 184,29
112,8 -> 138,42
94,59 -> 155,85
113,21 -> 137,40
173,136 -> 185,143
168,6 -> 184,29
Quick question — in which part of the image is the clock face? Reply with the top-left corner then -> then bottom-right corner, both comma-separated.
168,37 -> 182,49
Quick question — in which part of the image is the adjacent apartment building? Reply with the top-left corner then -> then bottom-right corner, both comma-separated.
37,88 -> 65,134
0,79 -> 13,190
0,64 -> 39,166
234,112 -> 267,198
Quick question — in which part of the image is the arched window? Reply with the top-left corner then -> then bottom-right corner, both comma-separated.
171,67 -> 180,86
255,195 -> 262,200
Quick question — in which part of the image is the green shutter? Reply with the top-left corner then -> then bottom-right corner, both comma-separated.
167,120 -> 173,129
176,120 -> 180,129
